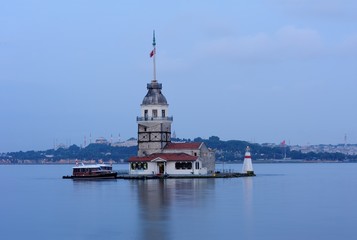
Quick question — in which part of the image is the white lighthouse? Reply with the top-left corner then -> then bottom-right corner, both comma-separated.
242,146 -> 255,176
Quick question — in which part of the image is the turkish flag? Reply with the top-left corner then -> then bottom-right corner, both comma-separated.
150,48 -> 155,57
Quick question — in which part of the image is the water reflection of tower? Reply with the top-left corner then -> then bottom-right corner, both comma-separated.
132,179 -> 215,240
134,180 -> 172,240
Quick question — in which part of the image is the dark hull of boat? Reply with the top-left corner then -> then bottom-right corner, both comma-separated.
63,172 -> 118,180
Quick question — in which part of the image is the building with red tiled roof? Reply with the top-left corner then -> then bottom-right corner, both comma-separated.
129,141 -> 215,175
129,153 -> 198,162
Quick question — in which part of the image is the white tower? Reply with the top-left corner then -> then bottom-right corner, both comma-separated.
242,146 -> 255,175
137,80 -> 173,156
136,32 -> 173,157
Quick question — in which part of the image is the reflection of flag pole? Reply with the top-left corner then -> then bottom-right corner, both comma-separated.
150,30 -> 156,81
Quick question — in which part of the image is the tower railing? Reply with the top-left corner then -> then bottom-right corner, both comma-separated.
147,83 -> 162,89
137,116 -> 173,122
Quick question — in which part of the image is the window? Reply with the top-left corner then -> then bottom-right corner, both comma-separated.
175,162 -> 192,170
131,162 -> 148,170
195,162 -> 200,169
162,110 -> 165,117
144,110 -> 148,119
152,109 -> 158,117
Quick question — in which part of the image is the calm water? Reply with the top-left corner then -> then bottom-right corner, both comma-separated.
1,163 -> 357,240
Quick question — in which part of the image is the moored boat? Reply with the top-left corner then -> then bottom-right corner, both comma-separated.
63,163 -> 117,179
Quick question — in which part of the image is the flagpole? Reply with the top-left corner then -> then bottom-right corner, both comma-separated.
152,30 -> 156,81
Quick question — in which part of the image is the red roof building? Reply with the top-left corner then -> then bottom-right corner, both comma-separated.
164,142 -> 202,150
129,141 -> 215,175
129,153 -> 198,162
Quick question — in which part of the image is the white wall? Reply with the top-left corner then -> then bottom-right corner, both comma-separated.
129,162 -> 157,175
141,104 -> 169,118
129,160 -> 209,175
166,162 -> 194,175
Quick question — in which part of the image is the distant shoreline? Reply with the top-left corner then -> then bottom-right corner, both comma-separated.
1,160 -> 356,165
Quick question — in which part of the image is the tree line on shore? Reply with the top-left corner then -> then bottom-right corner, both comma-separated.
1,136 -> 356,164
194,136 -> 356,162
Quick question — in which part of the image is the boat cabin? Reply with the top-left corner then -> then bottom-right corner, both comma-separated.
72,164 -> 113,177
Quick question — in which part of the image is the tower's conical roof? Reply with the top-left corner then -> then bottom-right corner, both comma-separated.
142,80 -> 168,105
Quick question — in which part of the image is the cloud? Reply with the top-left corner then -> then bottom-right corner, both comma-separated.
197,26 -> 324,62
336,34 -> 357,57
275,0 -> 357,20
276,26 -> 323,58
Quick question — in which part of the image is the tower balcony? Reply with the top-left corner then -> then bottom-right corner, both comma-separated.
147,82 -> 162,89
137,116 -> 173,122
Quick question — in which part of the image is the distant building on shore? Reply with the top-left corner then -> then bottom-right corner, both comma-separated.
111,138 -> 138,147
95,137 -> 109,145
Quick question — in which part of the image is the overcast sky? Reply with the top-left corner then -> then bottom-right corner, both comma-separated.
1,0 -> 357,152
